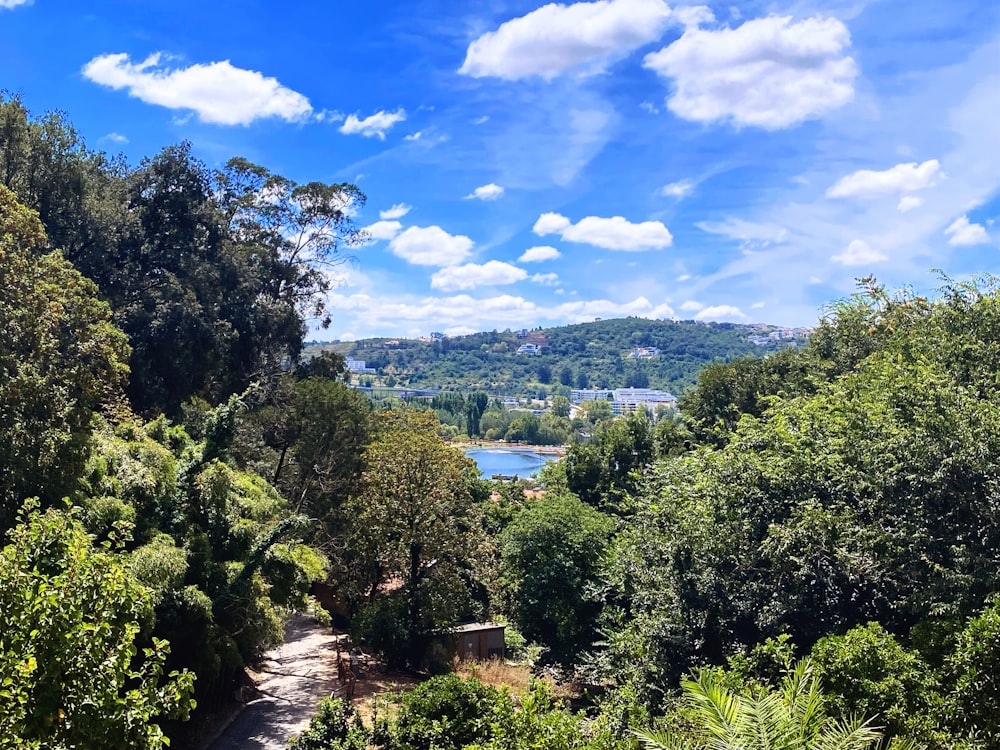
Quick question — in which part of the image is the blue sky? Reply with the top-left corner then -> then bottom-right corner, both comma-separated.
3,0 -> 1000,340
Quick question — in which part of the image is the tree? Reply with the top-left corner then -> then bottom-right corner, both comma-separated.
635,660 -> 882,750
215,156 -> 366,331
498,493 -> 614,663
551,395 -> 571,418
0,504 -> 194,749
344,409 -> 487,666
565,411 -> 653,512
0,185 -> 130,528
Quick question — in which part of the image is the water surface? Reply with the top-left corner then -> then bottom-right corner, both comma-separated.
464,446 -> 560,479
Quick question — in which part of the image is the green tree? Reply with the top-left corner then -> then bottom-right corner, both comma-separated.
344,409 -> 488,666
551,395 -> 571,418
499,493 -> 614,663
0,185 -> 130,527
0,504 -> 194,749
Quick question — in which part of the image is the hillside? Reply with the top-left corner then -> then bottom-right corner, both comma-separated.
307,317 -> 809,397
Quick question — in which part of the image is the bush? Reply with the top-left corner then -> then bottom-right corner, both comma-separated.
289,697 -> 368,750
391,675 -> 503,750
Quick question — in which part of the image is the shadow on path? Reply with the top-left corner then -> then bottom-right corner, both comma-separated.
207,614 -> 339,750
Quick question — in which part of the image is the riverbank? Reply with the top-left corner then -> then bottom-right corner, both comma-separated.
459,440 -> 566,456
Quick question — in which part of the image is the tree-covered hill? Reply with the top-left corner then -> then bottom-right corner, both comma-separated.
307,317 -> 808,397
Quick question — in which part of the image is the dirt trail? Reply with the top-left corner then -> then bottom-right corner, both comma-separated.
207,614 -> 340,750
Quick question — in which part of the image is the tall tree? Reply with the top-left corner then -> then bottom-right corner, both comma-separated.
343,409 -> 487,666
0,185 -> 130,527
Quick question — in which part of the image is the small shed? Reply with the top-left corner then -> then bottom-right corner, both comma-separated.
451,622 -> 506,660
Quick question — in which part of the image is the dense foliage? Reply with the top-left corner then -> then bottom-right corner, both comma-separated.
310,316 -> 800,399
10,92 -> 1000,750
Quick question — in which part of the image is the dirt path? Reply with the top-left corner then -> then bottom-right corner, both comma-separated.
207,614 -> 340,750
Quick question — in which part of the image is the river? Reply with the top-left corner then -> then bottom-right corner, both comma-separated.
463,445 -> 561,479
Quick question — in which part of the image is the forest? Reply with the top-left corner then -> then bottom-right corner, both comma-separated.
310,316 -> 804,399
4,91 -> 1000,750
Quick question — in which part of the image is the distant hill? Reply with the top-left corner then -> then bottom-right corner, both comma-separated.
306,318 -> 809,399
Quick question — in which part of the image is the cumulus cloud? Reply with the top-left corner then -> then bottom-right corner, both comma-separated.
827,159 -> 942,198
661,179 -> 694,198
389,226 -> 474,266
680,300 -> 704,311
519,245 -> 562,263
831,239 -> 887,265
380,203 -> 411,220
897,196 -> 923,213
325,290 -> 675,332
694,304 -> 746,321
363,220 -> 403,241
644,15 -> 856,129
431,261 -> 527,291
531,272 -> 561,285
0,0 -> 31,9
459,0 -> 677,80
533,212 -> 672,251
465,183 -> 505,201
339,109 -> 406,139
100,132 -> 129,144
945,215 -> 990,246
81,53 -> 312,126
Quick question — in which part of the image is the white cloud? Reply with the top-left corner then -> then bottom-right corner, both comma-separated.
81,53 -> 312,126
676,273 -> 692,281
0,0 -> 31,9
519,245 -> 562,263
459,0 -> 677,80
324,290 -> 675,332
533,212 -> 672,251
661,179 -> 694,198
644,15 -> 856,130
680,300 -> 704,311
750,301 -> 766,310
404,131 -> 423,141
431,261 -> 527,291
945,215 -> 990,246
363,220 -> 403,241
694,304 -> 746,321
339,109 -> 406,140
379,203 -> 411,220
100,132 -> 129,144
533,213 -> 573,235
465,183 -> 505,201
827,159 -> 942,198
831,239 -> 887,265
697,218 -> 787,249
531,272 -> 561,285
389,226 -> 474,266
897,196 -> 923,213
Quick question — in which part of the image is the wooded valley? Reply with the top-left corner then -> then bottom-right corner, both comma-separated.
4,93 -> 1000,750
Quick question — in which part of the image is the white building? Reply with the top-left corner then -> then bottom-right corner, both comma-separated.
345,357 -> 376,374
610,388 -> 677,415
